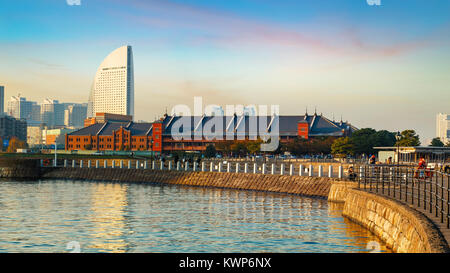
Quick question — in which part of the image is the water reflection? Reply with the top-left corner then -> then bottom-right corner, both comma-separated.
0,180 -> 391,253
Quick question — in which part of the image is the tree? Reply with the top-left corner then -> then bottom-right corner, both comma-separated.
205,144 -> 217,158
396,130 -> 420,147
6,137 -> 26,153
350,128 -> 377,155
246,139 -> 263,155
430,137 -> 444,147
231,141 -> 248,156
331,137 -> 355,158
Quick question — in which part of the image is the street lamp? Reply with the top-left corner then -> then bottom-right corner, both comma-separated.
395,131 -> 401,167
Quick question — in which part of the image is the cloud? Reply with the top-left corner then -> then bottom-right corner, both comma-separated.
110,0 -> 432,60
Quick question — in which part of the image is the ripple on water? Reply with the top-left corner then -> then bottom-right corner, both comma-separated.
0,180 -> 392,253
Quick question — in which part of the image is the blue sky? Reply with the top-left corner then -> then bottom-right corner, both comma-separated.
1,0 -> 449,143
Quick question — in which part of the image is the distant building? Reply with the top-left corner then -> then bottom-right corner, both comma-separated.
436,113 -> 450,144
0,86 -> 4,114
84,112 -> 132,127
43,128 -> 76,146
0,113 -> 27,143
64,103 -> 87,128
7,95 -> 34,121
87,45 -> 134,119
27,125 -> 44,147
40,99 -> 66,127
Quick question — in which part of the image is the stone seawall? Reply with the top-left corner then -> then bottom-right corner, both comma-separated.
341,189 -> 450,253
41,167 -> 332,198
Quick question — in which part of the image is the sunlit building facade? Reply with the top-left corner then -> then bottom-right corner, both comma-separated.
87,45 -> 134,119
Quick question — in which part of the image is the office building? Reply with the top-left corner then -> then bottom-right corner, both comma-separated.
87,45 -> 134,118
436,113 -> 450,144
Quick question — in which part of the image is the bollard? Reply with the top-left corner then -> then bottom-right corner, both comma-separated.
177,161 -> 181,171
128,160 -> 132,169
185,162 -> 189,171
254,163 -> 257,174
309,165 -> 313,177
64,160 -> 67,168
112,160 -> 115,169
136,160 -> 139,169
160,161 -> 164,170
201,162 -> 205,172
104,160 -> 107,168
144,161 -> 148,169
280,164 -> 285,175
262,163 -> 266,175
80,160 -> 84,168
244,163 -> 248,173
271,163 -> 275,175
72,160 -> 76,168
218,163 -> 222,173
290,164 -> 294,176
338,166 -> 343,179
210,162 -> 214,172
227,163 -> 231,173
193,162 -> 197,172
120,160 -> 124,169
152,161 -> 155,170
168,161 -> 172,171
299,164 -> 303,176
236,163 -> 240,173
329,165 -> 333,178
318,165 -> 323,177
88,160 -> 91,168
96,160 -> 99,169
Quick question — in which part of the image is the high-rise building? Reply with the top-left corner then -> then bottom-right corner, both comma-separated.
436,113 -> 450,144
64,103 -> 87,128
41,99 -> 65,127
0,113 -> 27,143
7,95 -> 34,121
0,86 -> 4,114
87,45 -> 134,119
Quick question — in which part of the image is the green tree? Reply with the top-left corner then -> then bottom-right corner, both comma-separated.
231,141 -> 248,156
396,130 -> 420,147
350,128 -> 377,155
246,139 -> 263,155
430,137 -> 444,147
205,144 -> 217,158
331,137 -> 355,158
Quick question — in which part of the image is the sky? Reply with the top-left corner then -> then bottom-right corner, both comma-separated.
0,0 -> 449,143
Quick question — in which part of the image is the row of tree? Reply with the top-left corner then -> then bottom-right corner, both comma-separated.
331,129 -> 420,157
203,128 -> 423,158
429,137 -> 450,147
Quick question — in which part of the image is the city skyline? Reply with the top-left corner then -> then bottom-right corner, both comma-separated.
1,0 -> 450,143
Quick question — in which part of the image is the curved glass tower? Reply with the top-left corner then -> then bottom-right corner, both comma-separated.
87,45 -> 134,118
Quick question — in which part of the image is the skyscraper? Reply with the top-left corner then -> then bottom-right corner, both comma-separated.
7,95 -> 34,120
436,113 -> 450,144
87,45 -> 134,119
64,103 -> 87,128
0,86 -> 4,114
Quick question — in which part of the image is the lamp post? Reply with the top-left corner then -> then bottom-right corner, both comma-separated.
395,131 -> 401,168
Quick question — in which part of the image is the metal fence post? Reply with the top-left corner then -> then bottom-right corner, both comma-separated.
318,165 -> 323,177
262,163 -> 266,175
309,165 -> 313,177
338,165 -> 343,179
280,164 -> 285,175
96,160 -> 99,169
290,164 -> 294,176
328,165 -> 333,178
299,164 -> 303,176
236,163 -> 240,173
271,164 -> 275,175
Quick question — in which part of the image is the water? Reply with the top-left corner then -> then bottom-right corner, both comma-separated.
0,180 -> 391,253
